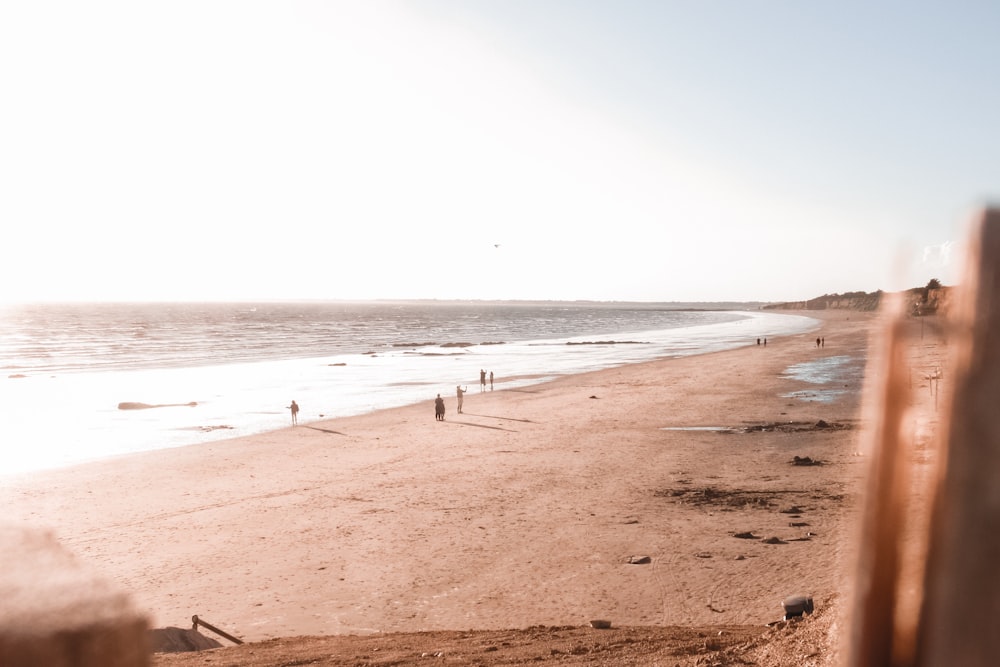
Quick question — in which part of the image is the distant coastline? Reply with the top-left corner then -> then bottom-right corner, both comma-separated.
2,297 -> 773,311
763,281 -> 953,316
2,291 -> 951,314
352,298 -> 776,311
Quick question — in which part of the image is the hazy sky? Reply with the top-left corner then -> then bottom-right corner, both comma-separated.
2,1 -> 997,303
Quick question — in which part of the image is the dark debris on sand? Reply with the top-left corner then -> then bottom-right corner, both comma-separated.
740,420 -> 852,433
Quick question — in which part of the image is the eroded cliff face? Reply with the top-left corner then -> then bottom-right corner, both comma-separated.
764,286 -> 953,315
764,290 -> 885,312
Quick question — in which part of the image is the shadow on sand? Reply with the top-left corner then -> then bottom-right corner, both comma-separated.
444,420 -> 517,432
304,425 -> 347,436
459,413 -> 536,424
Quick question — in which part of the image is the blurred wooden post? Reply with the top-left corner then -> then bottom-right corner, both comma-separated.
0,524 -> 149,666
915,209 -> 1000,666
847,209 -> 1000,667
847,290 -> 912,666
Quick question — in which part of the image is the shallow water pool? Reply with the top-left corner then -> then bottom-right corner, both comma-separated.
780,354 -> 865,403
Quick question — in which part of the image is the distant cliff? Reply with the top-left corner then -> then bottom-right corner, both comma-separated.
764,284 -> 953,315
763,290 -> 885,312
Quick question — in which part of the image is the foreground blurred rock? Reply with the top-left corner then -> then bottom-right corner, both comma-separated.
0,523 -> 149,667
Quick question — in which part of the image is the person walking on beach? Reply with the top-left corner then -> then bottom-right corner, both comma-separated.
489,371 -> 494,391
456,385 -> 467,413
480,369 -> 487,392
435,394 -> 445,421
288,400 -> 299,426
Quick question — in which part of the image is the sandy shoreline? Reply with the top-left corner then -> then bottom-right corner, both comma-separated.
2,310 -> 878,643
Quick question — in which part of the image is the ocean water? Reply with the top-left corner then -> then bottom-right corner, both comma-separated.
0,302 -> 818,476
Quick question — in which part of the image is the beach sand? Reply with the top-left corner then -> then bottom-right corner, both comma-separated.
2,309 -> 916,664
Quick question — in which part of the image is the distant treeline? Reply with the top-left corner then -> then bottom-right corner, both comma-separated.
763,280 -> 952,315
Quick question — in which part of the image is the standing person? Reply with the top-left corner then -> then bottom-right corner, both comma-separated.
480,369 -> 487,392
435,394 -> 445,421
288,400 -> 299,426
456,385 -> 467,413
489,371 -> 494,391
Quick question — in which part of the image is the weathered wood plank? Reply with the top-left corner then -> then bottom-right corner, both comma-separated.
916,209 -> 1000,666
848,209 -> 1000,667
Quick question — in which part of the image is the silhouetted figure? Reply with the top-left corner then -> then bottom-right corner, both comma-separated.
456,385 -> 467,413
757,338 -> 761,346
764,338 -> 767,346
816,337 -> 821,348
288,400 -> 299,426
489,371 -> 494,391
480,369 -> 487,392
822,337 -> 825,347
435,394 -> 445,421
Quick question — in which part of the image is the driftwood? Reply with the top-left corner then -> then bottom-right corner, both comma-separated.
848,209 -> 1000,666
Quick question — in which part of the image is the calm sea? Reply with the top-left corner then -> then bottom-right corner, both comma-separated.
0,301 -> 817,476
